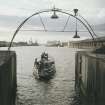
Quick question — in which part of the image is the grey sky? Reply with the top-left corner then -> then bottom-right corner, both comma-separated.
0,0 -> 105,42
0,0 -> 105,25
0,0 -> 105,16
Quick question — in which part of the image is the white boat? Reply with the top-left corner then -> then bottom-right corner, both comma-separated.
33,52 -> 56,79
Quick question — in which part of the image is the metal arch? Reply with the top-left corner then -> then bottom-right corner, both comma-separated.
78,14 -> 97,37
56,10 -> 95,39
8,8 -> 95,50
8,9 -> 51,50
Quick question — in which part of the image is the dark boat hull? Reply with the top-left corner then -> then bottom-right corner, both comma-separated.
33,63 -> 56,80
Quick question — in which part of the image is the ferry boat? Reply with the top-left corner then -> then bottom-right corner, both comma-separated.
33,52 -> 56,79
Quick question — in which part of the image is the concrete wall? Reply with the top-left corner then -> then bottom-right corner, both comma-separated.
75,51 -> 105,105
68,41 -> 104,49
0,51 -> 17,105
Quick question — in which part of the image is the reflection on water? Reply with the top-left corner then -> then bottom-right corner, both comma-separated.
13,46 -> 81,105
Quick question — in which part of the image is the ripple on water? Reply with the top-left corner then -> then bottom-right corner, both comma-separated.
14,47 -> 81,105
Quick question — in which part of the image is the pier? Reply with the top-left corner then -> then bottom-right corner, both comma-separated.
75,49 -> 105,105
0,51 -> 16,105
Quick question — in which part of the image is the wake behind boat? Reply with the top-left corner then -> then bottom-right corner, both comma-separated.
33,52 -> 56,79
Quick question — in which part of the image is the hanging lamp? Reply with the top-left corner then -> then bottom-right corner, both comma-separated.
51,6 -> 59,19
73,9 -> 80,38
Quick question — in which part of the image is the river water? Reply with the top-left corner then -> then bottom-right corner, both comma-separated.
12,46 -> 81,105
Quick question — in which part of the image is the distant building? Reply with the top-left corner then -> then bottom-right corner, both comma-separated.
46,40 -> 61,47
28,38 -> 33,45
61,42 -> 69,47
28,38 -> 39,46
68,37 -> 105,48
0,41 -> 9,47
13,42 -> 28,46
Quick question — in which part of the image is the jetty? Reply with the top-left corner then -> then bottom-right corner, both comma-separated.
0,51 -> 16,105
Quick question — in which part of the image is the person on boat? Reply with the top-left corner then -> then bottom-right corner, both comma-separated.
34,58 -> 37,66
41,52 -> 48,60
41,52 -> 45,60
44,53 -> 48,60
34,58 -> 39,66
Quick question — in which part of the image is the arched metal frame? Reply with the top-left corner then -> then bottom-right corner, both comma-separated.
8,8 -> 96,50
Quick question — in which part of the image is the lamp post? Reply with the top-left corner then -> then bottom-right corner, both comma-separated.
73,9 -> 80,38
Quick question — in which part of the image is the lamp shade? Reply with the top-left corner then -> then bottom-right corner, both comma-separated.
51,11 -> 59,19
73,31 -> 80,38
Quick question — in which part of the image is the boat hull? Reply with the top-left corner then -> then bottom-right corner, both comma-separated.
33,63 -> 56,80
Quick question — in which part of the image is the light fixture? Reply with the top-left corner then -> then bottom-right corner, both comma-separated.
73,31 -> 80,38
73,9 -> 78,16
51,6 -> 59,19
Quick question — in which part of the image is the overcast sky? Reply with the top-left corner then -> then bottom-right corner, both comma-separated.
0,0 -> 105,17
0,0 -> 105,42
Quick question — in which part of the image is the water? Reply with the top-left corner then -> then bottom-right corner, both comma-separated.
12,46 -> 80,105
